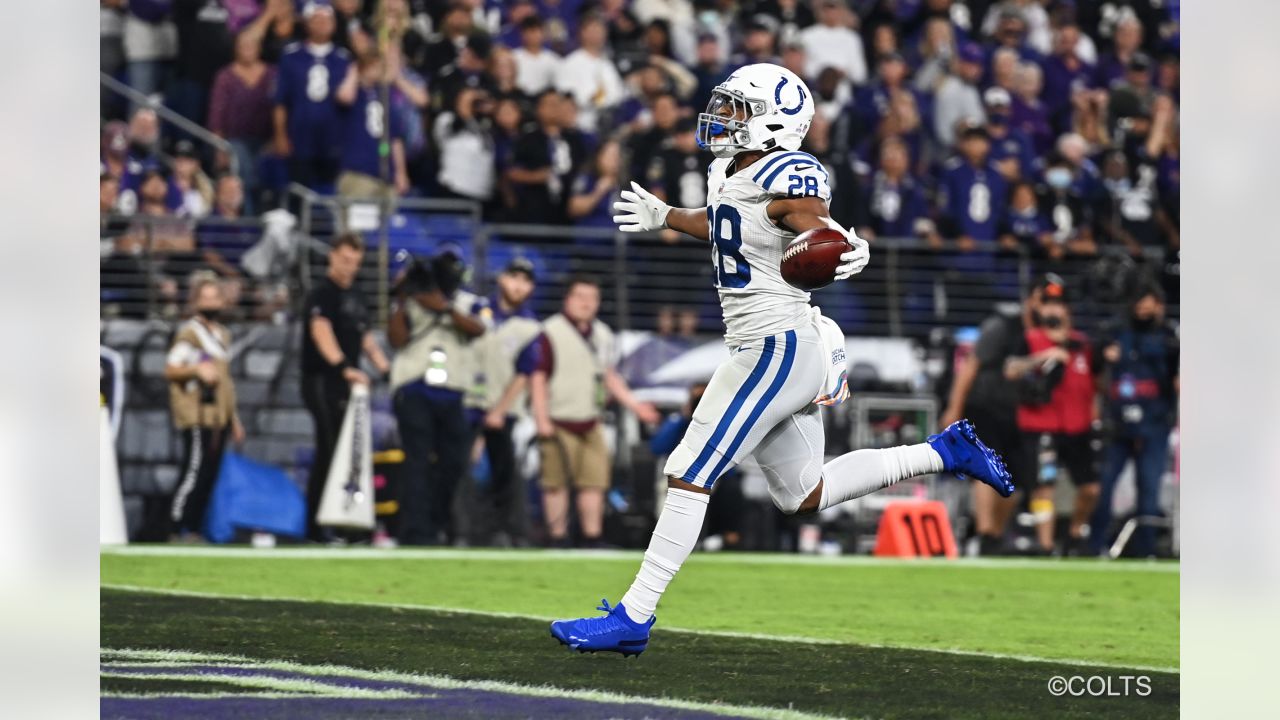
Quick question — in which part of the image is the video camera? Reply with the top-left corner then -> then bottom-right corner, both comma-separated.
392,247 -> 468,298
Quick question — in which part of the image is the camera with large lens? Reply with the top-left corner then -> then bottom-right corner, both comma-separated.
393,252 -> 439,297
393,248 -> 469,299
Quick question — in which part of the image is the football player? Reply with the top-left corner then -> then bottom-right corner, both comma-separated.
550,64 -> 1015,656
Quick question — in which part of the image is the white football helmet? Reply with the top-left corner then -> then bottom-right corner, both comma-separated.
696,63 -> 814,159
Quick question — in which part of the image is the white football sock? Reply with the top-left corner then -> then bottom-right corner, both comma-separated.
620,487 -> 709,624
818,444 -> 944,510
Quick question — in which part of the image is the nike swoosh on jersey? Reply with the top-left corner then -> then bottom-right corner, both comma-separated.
791,163 -> 812,170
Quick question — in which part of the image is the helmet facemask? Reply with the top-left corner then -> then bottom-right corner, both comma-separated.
697,87 -> 768,159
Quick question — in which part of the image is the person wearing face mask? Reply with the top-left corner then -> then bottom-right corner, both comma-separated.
983,87 -> 1035,183
159,275 -> 244,541
1088,282 -> 1178,557
940,274 -> 1066,555
1014,297 -> 1102,555
1037,151 -> 1098,265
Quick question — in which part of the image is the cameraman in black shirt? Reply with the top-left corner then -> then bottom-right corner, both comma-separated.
941,274 -> 1069,554
301,232 -> 390,542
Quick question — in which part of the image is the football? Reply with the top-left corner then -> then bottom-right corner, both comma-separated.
780,227 -> 851,291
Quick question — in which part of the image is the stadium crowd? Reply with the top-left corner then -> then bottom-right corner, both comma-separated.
101,0 -> 1180,274
101,0 -> 1180,556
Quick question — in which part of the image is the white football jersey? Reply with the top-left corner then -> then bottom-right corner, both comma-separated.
704,150 -> 832,346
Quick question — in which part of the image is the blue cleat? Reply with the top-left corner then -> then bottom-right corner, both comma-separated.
928,419 -> 1016,497
549,600 -> 654,657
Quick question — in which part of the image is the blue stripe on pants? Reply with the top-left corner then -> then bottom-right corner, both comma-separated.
682,336 -> 777,485
704,330 -> 797,488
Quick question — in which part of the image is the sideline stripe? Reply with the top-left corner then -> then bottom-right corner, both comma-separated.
100,545 -> 1180,573
101,584 -> 1179,674
101,646 -> 839,720
705,329 -> 796,483
684,335 -> 776,484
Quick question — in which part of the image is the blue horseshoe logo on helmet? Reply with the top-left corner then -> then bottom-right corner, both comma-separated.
775,77 -> 807,115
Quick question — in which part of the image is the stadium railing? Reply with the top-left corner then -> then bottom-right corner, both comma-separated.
103,205 -> 1177,339
100,72 -> 240,178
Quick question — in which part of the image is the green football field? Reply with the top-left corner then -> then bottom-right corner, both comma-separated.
101,547 -> 1178,719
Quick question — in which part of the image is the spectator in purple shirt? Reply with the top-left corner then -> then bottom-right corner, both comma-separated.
983,86 -> 1035,183
857,52 -> 928,140
998,181 -> 1053,256
208,27 -> 278,211
1041,23 -> 1094,134
272,1 -> 352,192
860,137 -> 934,243
1094,12 -> 1144,90
1010,61 -> 1052,155
985,9 -> 1044,69
567,138 -> 621,232
334,50 -> 410,200
938,124 -> 1007,249
118,109 -> 184,215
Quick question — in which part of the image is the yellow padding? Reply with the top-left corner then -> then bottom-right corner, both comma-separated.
375,501 -> 399,515
1029,499 -> 1054,520
373,449 -> 405,464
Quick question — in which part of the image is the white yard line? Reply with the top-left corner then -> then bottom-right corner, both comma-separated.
101,545 -> 1179,573
99,669 -> 423,699
101,647 -> 841,720
102,583 -> 1180,675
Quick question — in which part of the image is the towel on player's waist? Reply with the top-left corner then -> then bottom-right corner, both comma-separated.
810,307 -> 850,406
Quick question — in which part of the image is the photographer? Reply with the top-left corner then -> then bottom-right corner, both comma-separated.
301,233 -> 390,543
388,246 -> 489,546
941,274 -> 1062,554
433,86 -> 496,208
160,275 -> 244,541
1014,297 -> 1103,555
470,259 -> 541,546
1089,282 -> 1179,557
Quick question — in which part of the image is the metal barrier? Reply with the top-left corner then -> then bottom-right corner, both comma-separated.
101,214 -> 275,320
102,201 -> 1178,338
100,72 -> 240,178
286,186 -> 483,325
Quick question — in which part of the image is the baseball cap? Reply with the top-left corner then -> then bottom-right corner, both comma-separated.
465,31 -> 493,60
958,121 -> 989,140
745,15 -> 779,34
139,160 -> 169,181
983,86 -> 1012,108
1032,272 -> 1067,302
1127,52 -> 1153,72
958,42 -> 984,64
504,257 -> 536,281
302,1 -> 334,18
173,139 -> 198,159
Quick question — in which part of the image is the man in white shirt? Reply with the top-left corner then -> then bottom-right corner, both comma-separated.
800,0 -> 867,86
512,16 -> 560,97
554,15 -> 624,132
